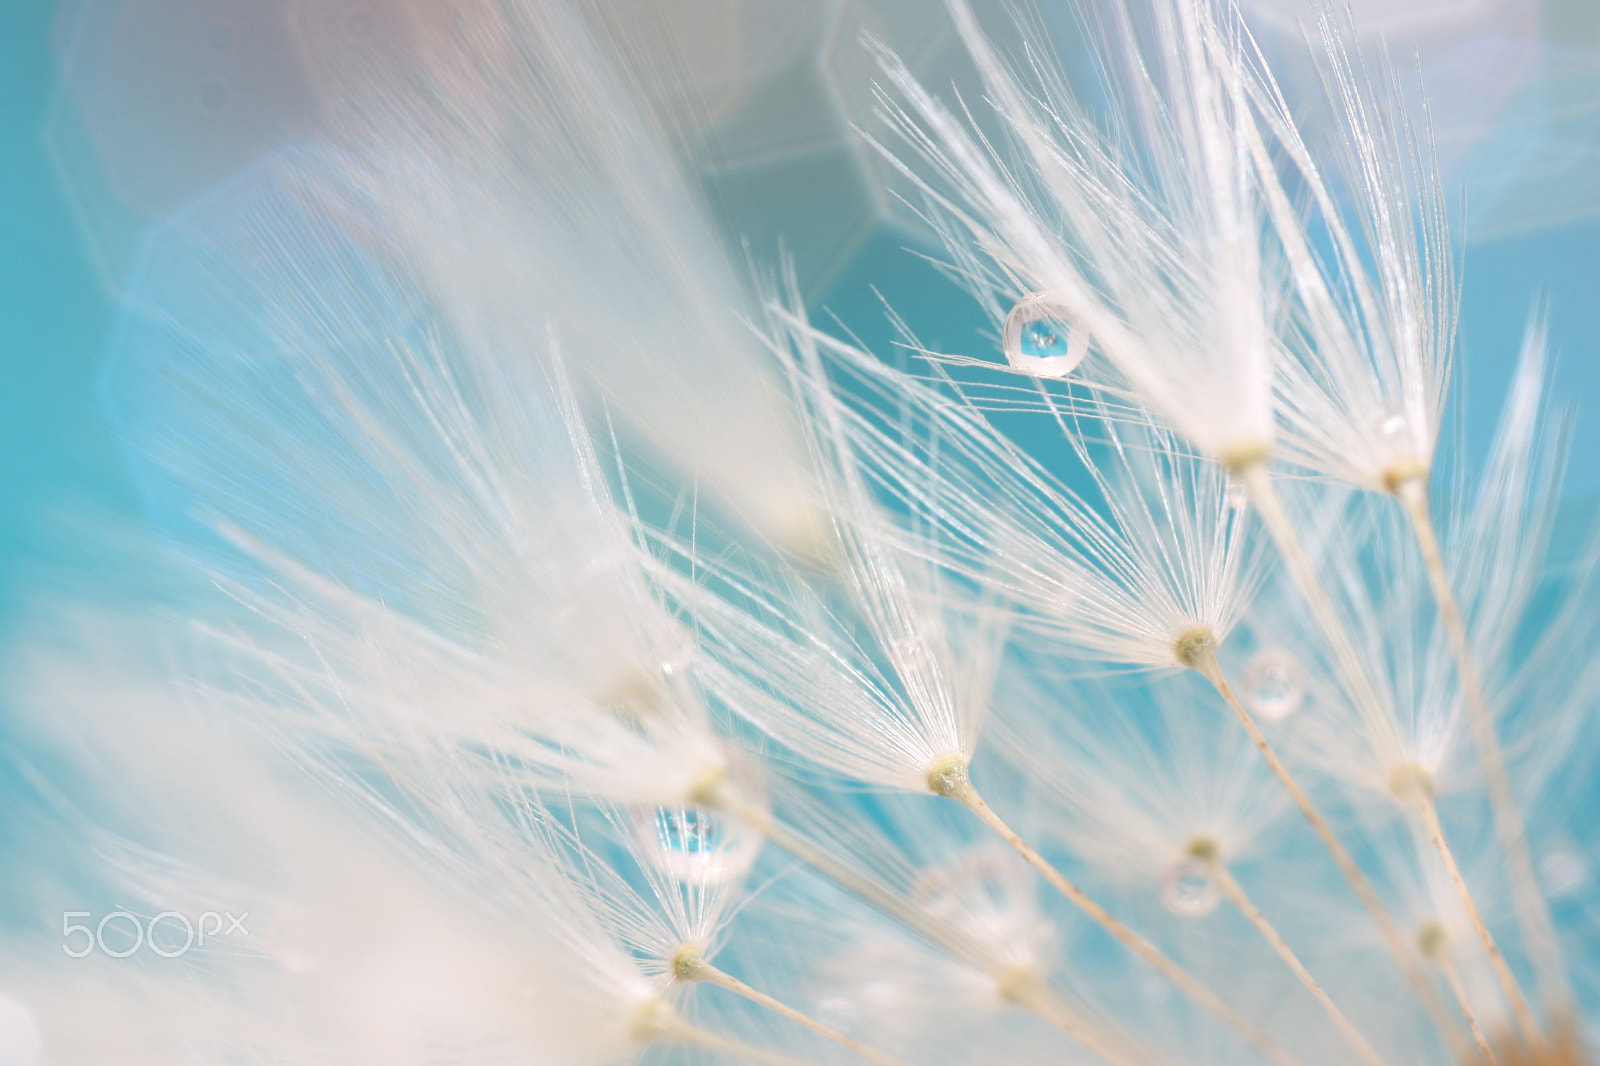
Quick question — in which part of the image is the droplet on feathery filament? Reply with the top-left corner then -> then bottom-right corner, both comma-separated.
1539,845 -> 1587,898
1224,473 -> 1250,511
1242,648 -> 1306,722
1161,858 -> 1219,917
1002,294 -> 1086,378
913,844 -> 1043,949
1377,404 -> 1408,443
634,804 -> 763,886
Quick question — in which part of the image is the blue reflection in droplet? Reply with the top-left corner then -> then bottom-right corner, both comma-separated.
1020,318 -> 1069,360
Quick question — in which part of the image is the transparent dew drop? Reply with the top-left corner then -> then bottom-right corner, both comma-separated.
913,844 -> 1044,951
1002,294 -> 1087,378
1539,845 -> 1587,899
1224,473 -> 1250,511
1378,405 -> 1408,442
1161,858 -> 1220,917
634,803 -> 764,887
891,635 -> 931,673
1242,648 -> 1306,722
1375,404 -> 1419,462
657,626 -> 696,678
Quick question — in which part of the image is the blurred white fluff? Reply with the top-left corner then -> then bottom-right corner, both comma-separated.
6,625 -> 670,1066
7,1 -> 1599,1065
298,0 -> 820,551
873,0 -> 1279,464
660,289 -> 1003,792
742,782 -> 1150,1066
107,141 -> 746,810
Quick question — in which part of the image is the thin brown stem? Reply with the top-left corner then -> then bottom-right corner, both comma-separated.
675,948 -> 910,1066
702,778 -> 988,963
1236,461 -> 1472,1054
1396,474 -> 1565,1030
1413,788 -> 1540,1045
1202,853 -> 1387,1066
700,779 -> 1158,1066
926,757 -> 1301,1066
1424,937 -> 1498,1066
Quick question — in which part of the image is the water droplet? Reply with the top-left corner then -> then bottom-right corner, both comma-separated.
197,80 -> 230,114
657,627 -> 696,678
1224,474 -> 1250,511
891,635 -> 931,673
1378,406 -> 1407,442
634,804 -> 763,887
203,20 -> 237,52
913,845 -> 1044,950
1539,845 -> 1587,898
1161,858 -> 1219,917
1242,648 -> 1305,722
1002,294 -> 1086,379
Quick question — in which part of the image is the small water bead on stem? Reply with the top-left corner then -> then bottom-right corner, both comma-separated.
692,777 -> 1164,1066
1184,838 -> 1392,1066
1177,619 -> 1462,1047
1001,294 -> 1088,379
1391,466 -> 1568,1036
1389,761 -> 1541,1047
924,755 -> 1301,1066
1241,648 -> 1307,723
911,843 -> 1050,962
1159,857 -> 1220,918
1225,472 -> 1252,512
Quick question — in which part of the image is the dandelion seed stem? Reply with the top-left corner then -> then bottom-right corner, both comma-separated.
672,946 -> 912,1066
927,756 -> 1302,1066
700,778 -> 989,962
1411,784 -> 1540,1046
1395,473 -> 1566,1033
632,996 -> 813,1066
1196,844 -> 1389,1066
1235,461 -> 1467,1051
699,779 -> 1155,1066
1420,927 -> 1499,1066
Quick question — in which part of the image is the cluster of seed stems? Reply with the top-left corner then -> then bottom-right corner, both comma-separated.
631,440 -> 1567,1066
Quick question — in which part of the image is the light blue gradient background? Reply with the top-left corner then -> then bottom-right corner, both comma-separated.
2,0 -> 1599,954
